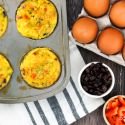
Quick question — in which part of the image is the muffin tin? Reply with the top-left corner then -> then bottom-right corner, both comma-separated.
70,0 -> 125,66
0,0 -> 70,103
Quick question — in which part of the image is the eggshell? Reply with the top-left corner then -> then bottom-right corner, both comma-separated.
110,0 -> 125,28
98,28 -> 124,55
72,17 -> 98,44
84,0 -> 110,17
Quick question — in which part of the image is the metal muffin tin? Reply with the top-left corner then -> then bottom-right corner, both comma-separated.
0,0 -> 70,103
70,0 -> 125,67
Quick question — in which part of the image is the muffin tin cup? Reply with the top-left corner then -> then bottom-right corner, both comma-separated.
15,0 -> 59,40
78,62 -> 115,98
0,0 -> 70,103
20,47 -> 62,89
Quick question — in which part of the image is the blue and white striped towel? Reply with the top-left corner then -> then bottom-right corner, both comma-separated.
0,41 -> 104,125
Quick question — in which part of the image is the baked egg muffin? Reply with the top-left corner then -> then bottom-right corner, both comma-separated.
16,0 -> 58,39
0,54 -> 13,90
20,48 -> 61,89
0,6 -> 8,37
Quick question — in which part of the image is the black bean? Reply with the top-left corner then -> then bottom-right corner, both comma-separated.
89,63 -> 95,68
97,87 -> 101,91
85,68 -> 90,73
101,67 -> 106,72
88,85 -> 93,89
84,76 -> 89,82
94,83 -> 98,87
97,92 -> 103,95
89,89 -> 94,93
83,86 -> 88,92
81,74 -> 86,79
108,77 -> 112,81
102,85 -> 108,92
90,76 -> 95,81
93,91 -> 98,95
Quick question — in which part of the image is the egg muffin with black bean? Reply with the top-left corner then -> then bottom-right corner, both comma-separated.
20,48 -> 61,89
0,54 -> 13,90
0,6 -> 8,37
16,0 -> 58,39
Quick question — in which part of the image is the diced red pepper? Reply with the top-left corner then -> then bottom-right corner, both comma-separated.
44,8 -> 47,12
31,73 -> 36,79
112,99 -> 120,108
118,106 -> 125,117
115,116 -> 125,125
106,98 -> 120,110
106,107 -> 118,125
106,107 -> 118,117
106,100 -> 113,110
24,14 -> 30,19
118,96 -> 125,106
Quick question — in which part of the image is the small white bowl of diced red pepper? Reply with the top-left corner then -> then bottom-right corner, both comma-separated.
103,95 -> 125,125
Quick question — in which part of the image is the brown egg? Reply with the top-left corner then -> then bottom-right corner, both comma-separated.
72,17 -> 98,44
122,44 -> 125,60
98,28 -> 124,55
84,0 -> 110,17
110,0 -> 125,28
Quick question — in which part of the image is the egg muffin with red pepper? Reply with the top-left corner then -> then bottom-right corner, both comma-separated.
20,48 -> 61,88
0,6 -> 8,37
16,0 -> 58,39
0,54 -> 13,90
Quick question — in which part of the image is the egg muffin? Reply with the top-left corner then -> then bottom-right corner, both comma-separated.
16,0 -> 58,39
20,48 -> 61,89
0,54 -> 13,90
0,6 -> 8,37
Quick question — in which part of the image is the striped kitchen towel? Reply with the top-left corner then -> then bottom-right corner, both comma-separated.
0,41 -> 104,125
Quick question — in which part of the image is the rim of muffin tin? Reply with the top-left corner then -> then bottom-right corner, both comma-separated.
19,47 -> 62,89
15,0 -> 59,40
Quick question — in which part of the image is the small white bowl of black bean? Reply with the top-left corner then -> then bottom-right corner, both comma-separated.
78,62 -> 115,98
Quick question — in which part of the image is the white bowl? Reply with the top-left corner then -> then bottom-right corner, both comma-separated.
103,95 -> 125,125
78,62 -> 115,98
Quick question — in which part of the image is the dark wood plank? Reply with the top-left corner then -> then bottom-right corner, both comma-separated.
66,0 -> 83,30
66,0 -> 125,124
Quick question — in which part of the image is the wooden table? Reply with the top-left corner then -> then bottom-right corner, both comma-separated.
67,0 -> 125,125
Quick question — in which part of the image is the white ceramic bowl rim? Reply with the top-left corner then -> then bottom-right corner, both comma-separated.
78,62 -> 115,98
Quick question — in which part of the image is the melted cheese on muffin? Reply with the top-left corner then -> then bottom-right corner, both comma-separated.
20,48 -> 61,88
0,6 -> 7,37
0,54 -> 13,90
16,0 -> 58,39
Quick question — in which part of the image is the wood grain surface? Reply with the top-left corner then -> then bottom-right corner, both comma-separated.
66,0 -> 125,125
